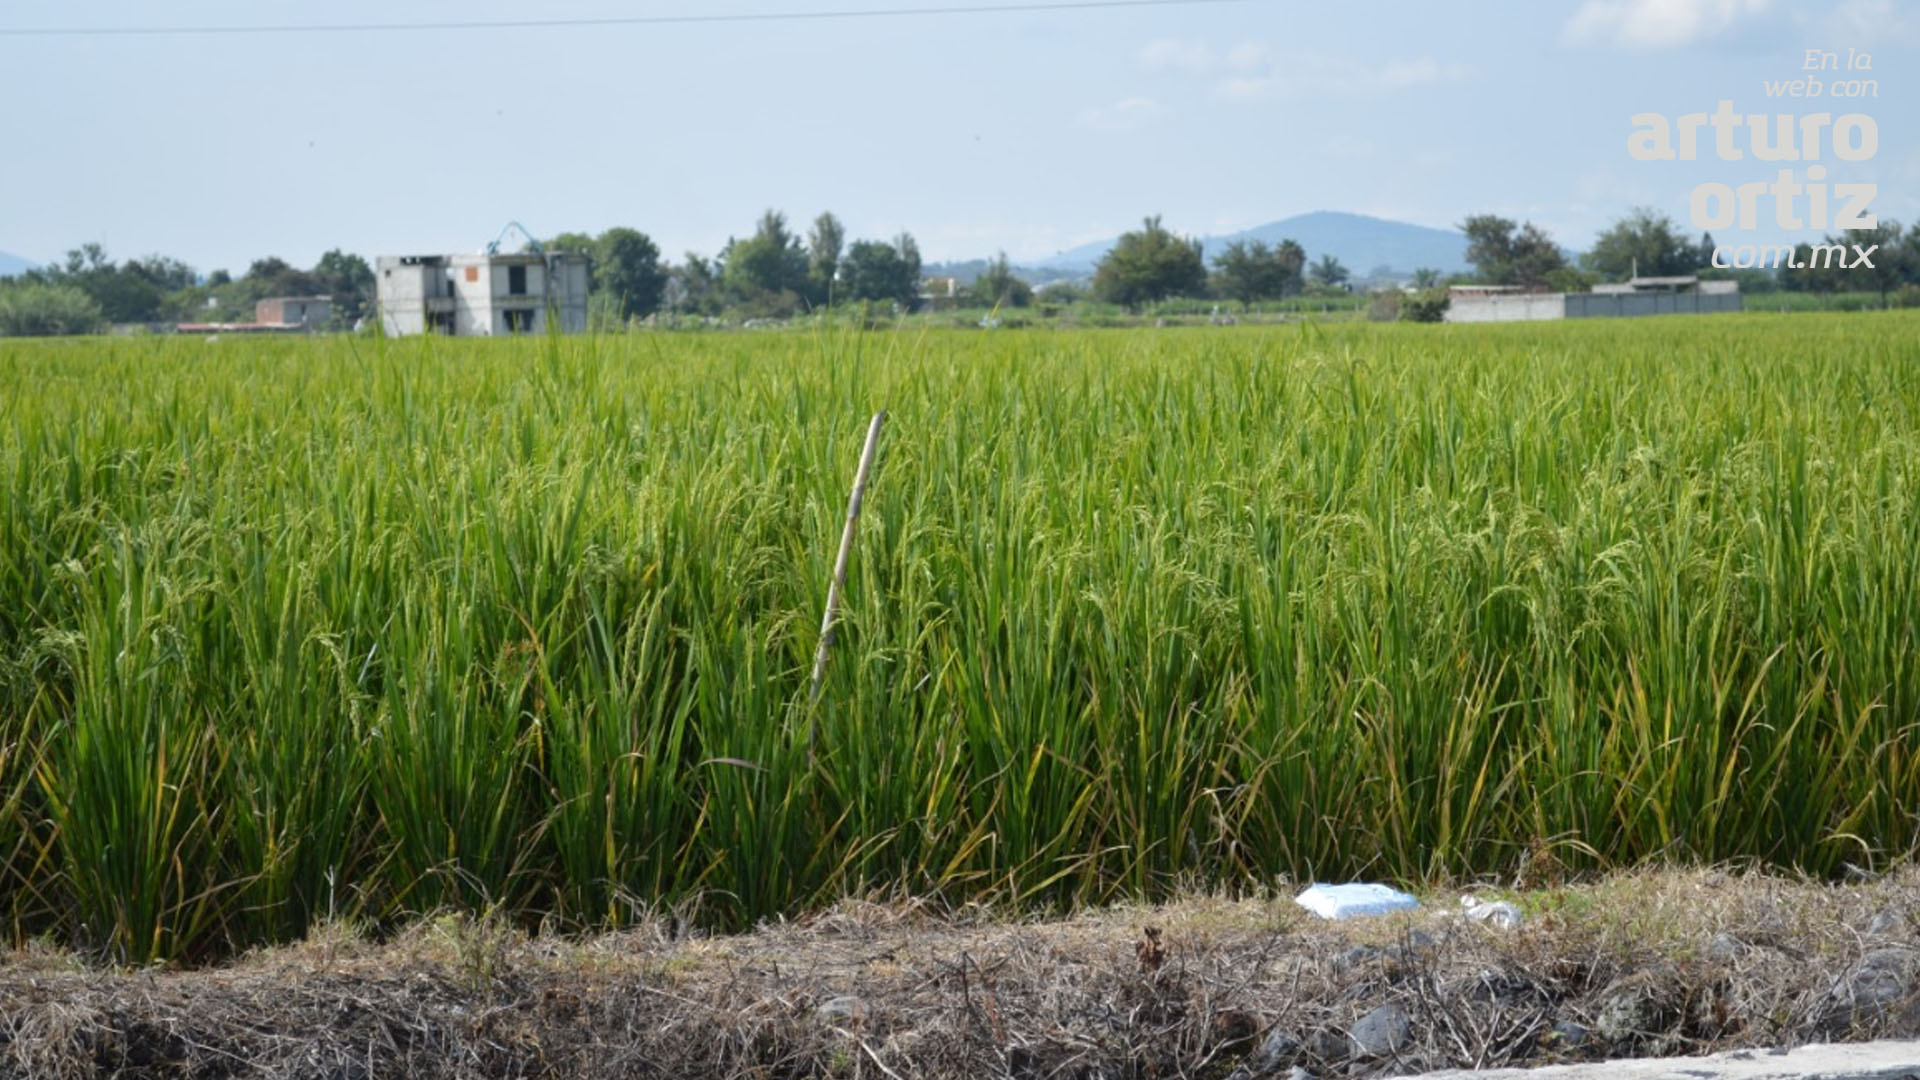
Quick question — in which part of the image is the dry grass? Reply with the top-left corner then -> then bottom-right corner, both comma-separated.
5,868 -> 1920,1079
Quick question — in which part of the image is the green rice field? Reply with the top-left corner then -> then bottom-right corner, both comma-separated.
2,314 -> 1917,962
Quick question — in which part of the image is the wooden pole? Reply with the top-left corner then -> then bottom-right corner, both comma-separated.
809,411 -> 887,746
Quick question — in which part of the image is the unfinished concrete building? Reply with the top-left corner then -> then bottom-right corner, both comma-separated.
375,252 -> 590,336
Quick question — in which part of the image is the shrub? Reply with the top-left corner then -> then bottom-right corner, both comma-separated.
0,284 -> 107,336
1399,289 -> 1450,322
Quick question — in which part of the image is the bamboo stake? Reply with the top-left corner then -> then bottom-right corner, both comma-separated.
809,411 -> 887,746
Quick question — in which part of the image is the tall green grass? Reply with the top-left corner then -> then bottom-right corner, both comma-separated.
2,314 -> 1917,962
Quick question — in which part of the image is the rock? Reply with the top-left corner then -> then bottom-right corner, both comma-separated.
816,995 -> 862,1023
1863,946 -> 1917,971
1383,931 -> 1439,971
1348,1003 -> 1412,1057
1594,977 -> 1675,1046
1258,1027 -> 1300,1058
1239,1026 -> 1300,1073
1708,932 -> 1747,962
1821,947 -> 1919,1032
1548,1019 -> 1588,1049
1867,907 -> 1911,938
1330,945 -> 1379,975
1305,1028 -> 1348,1061
1459,968 -> 1538,1004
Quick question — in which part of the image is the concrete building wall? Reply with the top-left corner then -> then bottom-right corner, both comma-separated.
1445,293 -> 1569,323
1446,289 -> 1744,324
379,252 -> 591,337
255,297 -> 332,327
548,256 -> 590,333
447,257 -> 495,336
375,257 -> 451,336
1564,291 -> 1743,318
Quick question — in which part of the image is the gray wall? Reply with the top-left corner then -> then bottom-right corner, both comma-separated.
1563,291 -> 1744,318
1446,290 -> 1744,324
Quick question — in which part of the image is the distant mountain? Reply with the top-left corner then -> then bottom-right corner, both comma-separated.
0,250 -> 38,277
922,258 -> 1086,288
1034,211 -> 1474,277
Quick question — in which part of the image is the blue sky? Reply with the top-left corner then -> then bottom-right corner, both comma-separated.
1,0 -> 1913,273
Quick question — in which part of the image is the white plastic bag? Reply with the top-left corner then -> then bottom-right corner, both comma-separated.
1294,882 -> 1420,920
1461,895 -> 1523,929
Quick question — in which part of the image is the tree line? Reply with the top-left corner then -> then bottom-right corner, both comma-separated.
550,211 -> 926,324
1456,208 -> 1920,302
0,245 -> 375,337
6,206 -> 1919,337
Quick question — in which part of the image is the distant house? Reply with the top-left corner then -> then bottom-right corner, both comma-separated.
176,295 -> 332,335
1445,275 -> 1741,323
254,296 -> 332,328
918,275 -> 962,310
375,252 -> 590,336
1589,274 -> 1739,297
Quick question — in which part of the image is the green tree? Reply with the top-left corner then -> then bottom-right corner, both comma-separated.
1399,288 -> 1449,322
724,210 -> 810,311
548,232 -> 597,257
1777,224 -> 1911,297
1309,254 -> 1350,289
595,228 -> 667,320
312,249 -> 375,323
1461,215 -> 1568,289
1841,219 -> 1911,301
1583,207 -> 1703,280
1545,266 -> 1599,293
1037,281 -> 1085,305
0,283 -> 106,336
1210,239 -> 1305,309
244,257 -> 322,299
1410,267 -> 1441,289
840,237 -> 919,306
668,253 -> 723,315
893,232 -> 922,294
1092,215 -> 1207,309
1211,241 -> 1266,307
971,251 -> 1033,308
807,212 -> 845,305
127,254 -> 197,293
30,244 -> 168,323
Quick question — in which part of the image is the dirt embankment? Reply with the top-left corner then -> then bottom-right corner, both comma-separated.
5,870 -> 1920,1079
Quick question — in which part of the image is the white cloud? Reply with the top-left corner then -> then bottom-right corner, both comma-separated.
1140,38 -> 1216,72
1077,96 -> 1169,132
1137,35 -> 1476,105
1563,0 -> 1770,50
1213,55 -> 1473,101
1378,59 -> 1475,90
1823,0 -> 1920,46
1140,37 -> 1469,101
1139,38 -> 1271,74
1222,42 -> 1271,71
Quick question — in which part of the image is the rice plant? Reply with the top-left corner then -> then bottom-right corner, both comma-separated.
1,315 -> 1916,962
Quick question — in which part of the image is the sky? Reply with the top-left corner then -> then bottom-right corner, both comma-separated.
1,0 -> 1914,273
